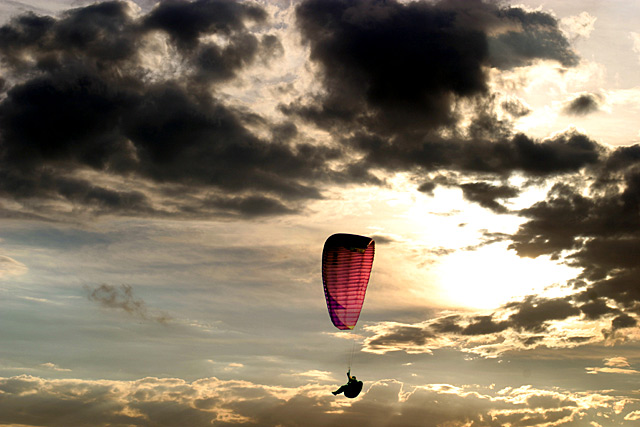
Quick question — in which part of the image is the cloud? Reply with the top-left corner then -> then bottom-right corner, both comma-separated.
605,357 -> 632,368
345,129 -> 603,182
0,255 -> 27,278
288,0 -> 577,135
363,156 -> 640,357
561,12 -> 597,40
369,234 -> 397,245
283,0 -> 608,198
85,283 -> 171,324
586,357 -> 640,375
0,0 -> 609,223
586,367 -> 640,375
291,370 -> 334,382
459,182 -> 520,213
291,0 -> 489,133
505,157 -> 640,334
502,97 -> 531,118
487,7 -> 579,70
40,363 -> 71,372
224,363 -> 244,372
562,93 -> 602,116
362,294 -> 616,357
0,375 -> 635,426
142,0 -> 267,52
0,0 -> 346,220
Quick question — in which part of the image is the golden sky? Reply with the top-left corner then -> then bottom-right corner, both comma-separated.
1,1 -> 640,425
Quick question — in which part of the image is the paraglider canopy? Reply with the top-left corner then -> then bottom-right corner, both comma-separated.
322,233 -> 375,330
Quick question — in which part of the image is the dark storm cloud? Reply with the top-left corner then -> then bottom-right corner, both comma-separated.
602,144 -> 640,173
502,97 -> 531,118
509,162 -> 640,325
86,283 -> 171,323
367,294 -> 585,354
509,167 -> 640,262
562,93 -> 602,116
204,194 -> 297,217
579,298 -> 619,320
0,167 -> 156,216
612,313 -> 637,330
117,83 -> 335,197
143,0 -> 267,50
291,0 -> 489,134
487,7 -> 579,70
349,128 -> 602,178
0,12 -> 56,69
506,296 -> 581,332
0,0 -> 598,221
417,181 -> 437,195
369,234 -> 396,245
288,0 -> 577,136
0,2 -> 136,70
431,315 -> 463,333
284,0 -> 597,201
461,315 -> 509,335
459,182 -> 519,213
0,0 -> 343,219
366,325 -> 435,349
602,313 -> 638,342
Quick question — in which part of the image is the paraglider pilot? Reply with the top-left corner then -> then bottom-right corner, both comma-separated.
332,370 -> 363,398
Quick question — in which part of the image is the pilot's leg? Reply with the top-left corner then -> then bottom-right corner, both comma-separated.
332,385 -> 347,395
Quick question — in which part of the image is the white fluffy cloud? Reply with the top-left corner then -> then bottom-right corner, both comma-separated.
561,12 -> 597,40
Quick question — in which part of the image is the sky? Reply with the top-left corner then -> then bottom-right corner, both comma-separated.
1,0 -> 640,425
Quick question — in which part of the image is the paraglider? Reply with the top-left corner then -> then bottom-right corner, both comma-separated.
332,369 -> 363,398
322,233 -> 374,398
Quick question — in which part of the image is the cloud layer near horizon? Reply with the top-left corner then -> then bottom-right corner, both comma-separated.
0,374 -> 637,426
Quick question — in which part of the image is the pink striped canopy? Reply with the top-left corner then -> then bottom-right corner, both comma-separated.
322,233 -> 375,330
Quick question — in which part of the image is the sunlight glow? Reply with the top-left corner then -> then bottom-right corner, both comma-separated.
434,243 -> 580,310
307,173 -> 580,312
